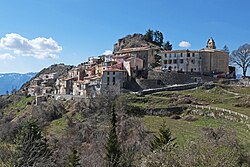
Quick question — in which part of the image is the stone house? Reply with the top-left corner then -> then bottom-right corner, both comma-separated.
68,67 -> 86,81
55,77 -> 77,95
73,76 -> 101,97
123,57 -> 144,80
101,69 -> 127,93
114,46 -> 159,68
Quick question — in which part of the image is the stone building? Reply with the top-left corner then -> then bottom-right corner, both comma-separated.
123,57 -> 144,80
114,46 -> 159,68
161,38 -> 229,75
101,69 -> 127,93
161,50 -> 201,73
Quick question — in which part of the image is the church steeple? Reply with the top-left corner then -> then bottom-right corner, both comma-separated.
206,37 -> 216,49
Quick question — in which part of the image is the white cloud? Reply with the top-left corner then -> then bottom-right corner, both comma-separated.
0,53 -> 15,60
102,50 -> 113,55
0,33 -> 62,59
179,41 -> 191,48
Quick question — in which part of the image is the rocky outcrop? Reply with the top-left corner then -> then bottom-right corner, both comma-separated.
113,33 -> 159,52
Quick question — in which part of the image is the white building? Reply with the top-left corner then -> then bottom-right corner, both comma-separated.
161,50 -> 201,73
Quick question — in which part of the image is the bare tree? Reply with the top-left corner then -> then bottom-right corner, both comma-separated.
231,44 -> 250,77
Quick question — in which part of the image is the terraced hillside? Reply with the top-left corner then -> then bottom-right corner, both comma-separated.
0,84 -> 249,166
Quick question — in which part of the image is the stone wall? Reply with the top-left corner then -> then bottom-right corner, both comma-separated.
148,71 -> 214,85
137,83 -> 201,95
135,78 -> 164,89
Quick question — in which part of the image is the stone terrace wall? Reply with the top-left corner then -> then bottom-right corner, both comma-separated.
148,71 -> 214,85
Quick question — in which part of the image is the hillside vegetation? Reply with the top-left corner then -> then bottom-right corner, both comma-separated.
0,84 -> 249,166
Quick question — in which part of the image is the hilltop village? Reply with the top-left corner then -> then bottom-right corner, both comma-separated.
25,34 -> 234,100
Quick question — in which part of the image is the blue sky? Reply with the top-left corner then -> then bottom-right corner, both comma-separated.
0,0 -> 250,74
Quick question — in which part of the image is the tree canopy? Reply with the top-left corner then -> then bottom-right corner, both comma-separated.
105,106 -> 121,167
163,41 -> 173,51
231,44 -> 250,77
150,123 -> 176,151
144,29 -> 166,47
15,119 -> 51,167
223,45 -> 229,53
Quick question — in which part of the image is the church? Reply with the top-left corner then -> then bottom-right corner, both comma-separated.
161,38 -> 229,76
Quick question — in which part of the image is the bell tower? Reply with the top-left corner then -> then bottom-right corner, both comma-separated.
206,37 -> 216,49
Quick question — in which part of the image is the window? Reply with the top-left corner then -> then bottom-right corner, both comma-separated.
113,72 -> 115,75
169,54 -> 172,58
187,53 -> 190,57
107,77 -> 109,85
168,59 -> 172,64
180,53 -> 183,57
180,59 -> 184,64
192,53 -> 195,57
173,59 -> 177,64
164,60 -> 168,64
165,54 -> 167,58
191,59 -> 195,64
107,72 -> 109,75
113,77 -> 115,85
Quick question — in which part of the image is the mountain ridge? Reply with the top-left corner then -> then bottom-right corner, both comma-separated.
0,72 -> 37,95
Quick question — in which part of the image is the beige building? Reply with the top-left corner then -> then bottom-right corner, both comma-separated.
123,57 -> 144,80
161,38 -> 229,75
101,69 -> 127,93
114,46 -> 159,68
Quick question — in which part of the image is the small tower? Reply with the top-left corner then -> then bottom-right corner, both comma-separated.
206,37 -> 216,49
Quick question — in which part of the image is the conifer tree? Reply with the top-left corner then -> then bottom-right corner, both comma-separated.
223,45 -> 229,53
144,29 -> 154,43
15,119 -> 51,167
105,106 -> 121,167
150,123 -> 176,151
67,147 -> 81,167
163,41 -> 173,51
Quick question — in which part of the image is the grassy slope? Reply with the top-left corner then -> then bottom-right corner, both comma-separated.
127,86 -> 250,116
180,86 -> 250,117
143,116 -> 250,152
1,85 -> 249,155
125,85 -> 250,151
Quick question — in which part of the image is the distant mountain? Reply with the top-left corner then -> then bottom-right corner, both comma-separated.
0,72 -> 37,95
20,64 -> 73,91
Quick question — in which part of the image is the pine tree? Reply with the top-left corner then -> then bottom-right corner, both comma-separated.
223,45 -> 229,53
15,119 -> 51,167
67,147 -> 81,167
144,29 -> 154,43
150,123 -> 176,151
105,106 -> 121,167
153,31 -> 164,47
163,41 -> 173,51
